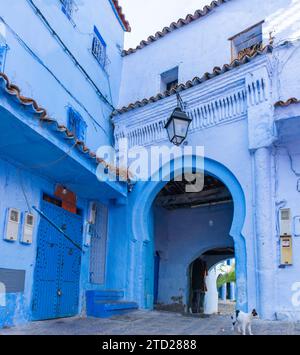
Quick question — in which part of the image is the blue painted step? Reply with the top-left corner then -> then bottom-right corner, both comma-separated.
86,290 -> 138,318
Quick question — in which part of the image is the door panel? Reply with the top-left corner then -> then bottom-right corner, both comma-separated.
32,201 -> 83,320
58,209 -> 82,318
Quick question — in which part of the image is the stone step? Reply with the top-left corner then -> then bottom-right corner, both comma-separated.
86,290 -> 138,318
86,290 -> 124,301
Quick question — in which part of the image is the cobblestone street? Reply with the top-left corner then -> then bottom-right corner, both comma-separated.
1,309 -> 299,335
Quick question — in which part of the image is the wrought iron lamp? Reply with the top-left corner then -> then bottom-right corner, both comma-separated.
165,93 -> 192,146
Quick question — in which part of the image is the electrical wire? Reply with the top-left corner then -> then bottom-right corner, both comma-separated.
18,169 -> 32,214
278,145 -> 300,177
26,0 -> 118,141
0,15 -> 113,142
25,142 -> 78,169
16,141 -> 77,208
26,0 -> 114,111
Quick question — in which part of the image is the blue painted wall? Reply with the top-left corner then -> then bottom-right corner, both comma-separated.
0,0 -> 128,327
0,0 -> 125,150
0,156 -> 129,327
0,157 -> 87,326
154,203 -> 234,307
119,0 -> 298,106
113,0 -> 300,319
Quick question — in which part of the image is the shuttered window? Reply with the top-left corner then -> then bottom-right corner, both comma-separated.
230,22 -> 263,60
92,26 -> 107,68
89,204 -> 109,285
67,107 -> 87,142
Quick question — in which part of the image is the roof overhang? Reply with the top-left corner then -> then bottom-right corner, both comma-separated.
109,0 -> 131,32
113,45 -> 273,117
122,0 -> 228,55
0,87 -> 127,204
275,101 -> 300,143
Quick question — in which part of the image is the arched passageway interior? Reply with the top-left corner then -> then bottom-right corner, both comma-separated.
153,173 -> 235,314
188,252 -> 236,315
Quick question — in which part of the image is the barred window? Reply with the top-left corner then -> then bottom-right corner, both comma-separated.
67,107 -> 87,142
92,26 -> 107,68
60,0 -> 75,20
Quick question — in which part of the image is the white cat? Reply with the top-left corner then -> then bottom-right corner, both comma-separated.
231,309 -> 258,335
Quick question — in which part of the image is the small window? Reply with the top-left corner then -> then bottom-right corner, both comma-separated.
92,26 -> 107,68
166,80 -> 179,91
161,67 -> 179,92
230,22 -> 263,60
60,0 -> 75,20
67,107 -> 87,142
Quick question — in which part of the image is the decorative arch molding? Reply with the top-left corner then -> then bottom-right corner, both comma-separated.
128,155 -> 248,312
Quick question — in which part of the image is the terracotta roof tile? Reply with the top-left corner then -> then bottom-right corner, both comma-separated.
122,0 -> 229,56
112,0 -> 131,32
113,45 -> 273,116
0,72 -> 131,182
275,98 -> 300,107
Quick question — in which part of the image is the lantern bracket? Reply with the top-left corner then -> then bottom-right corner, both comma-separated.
176,92 -> 187,111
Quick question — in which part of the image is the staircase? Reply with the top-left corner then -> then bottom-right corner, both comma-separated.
86,290 -> 138,318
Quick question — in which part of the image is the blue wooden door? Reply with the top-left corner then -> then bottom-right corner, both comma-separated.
57,208 -> 82,318
32,201 -> 83,320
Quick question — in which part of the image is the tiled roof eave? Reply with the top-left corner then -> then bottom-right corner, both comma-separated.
275,98 -> 300,107
122,0 -> 229,56
0,72 -> 131,183
111,0 -> 131,32
113,45 -> 273,116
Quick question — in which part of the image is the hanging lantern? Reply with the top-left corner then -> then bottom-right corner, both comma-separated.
165,93 -> 192,146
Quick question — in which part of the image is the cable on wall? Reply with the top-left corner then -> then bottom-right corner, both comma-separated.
0,15 -> 112,141
26,0 -> 115,111
18,169 -> 33,214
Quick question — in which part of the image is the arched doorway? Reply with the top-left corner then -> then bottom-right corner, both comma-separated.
188,249 -> 235,315
128,156 -> 247,313
153,174 -> 235,313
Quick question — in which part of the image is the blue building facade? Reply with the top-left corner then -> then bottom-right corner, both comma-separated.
1,0 -> 300,328
0,0 -> 130,327
113,0 -> 300,321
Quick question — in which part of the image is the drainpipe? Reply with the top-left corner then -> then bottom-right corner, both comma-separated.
254,147 -> 275,319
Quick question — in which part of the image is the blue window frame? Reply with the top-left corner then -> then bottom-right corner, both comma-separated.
92,26 -> 107,68
60,0 -> 75,20
0,44 -> 7,72
67,107 -> 87,142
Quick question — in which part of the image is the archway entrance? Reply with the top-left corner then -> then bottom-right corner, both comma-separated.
129,157 -> 247,313
153,174 -> 235,314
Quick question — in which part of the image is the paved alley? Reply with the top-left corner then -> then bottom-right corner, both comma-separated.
0,310 -> 299,336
